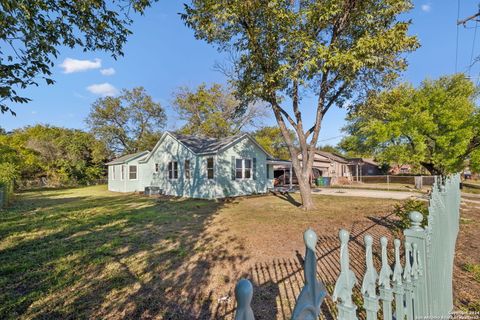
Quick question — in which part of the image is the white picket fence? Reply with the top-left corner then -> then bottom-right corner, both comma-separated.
234,174 -> 461,319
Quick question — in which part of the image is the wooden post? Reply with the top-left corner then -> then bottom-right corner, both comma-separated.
289,164 -> 293,190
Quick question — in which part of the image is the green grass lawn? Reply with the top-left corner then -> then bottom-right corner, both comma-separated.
1,185 -> 477,318
0,185 -> 222,319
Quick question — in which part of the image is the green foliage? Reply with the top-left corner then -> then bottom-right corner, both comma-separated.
253,126 -> 296,160
392,199 -> 428,230
86,87 -> 166,154
463,263 -> 480,283
317,145 -> 343,155
172,83 -> 265,138
341,74 -> 480,175
0,125 -> 109,187
181,0 -> 418,209
0,0 -> 155,115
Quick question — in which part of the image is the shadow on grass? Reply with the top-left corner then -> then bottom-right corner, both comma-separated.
0,188 -> 247,319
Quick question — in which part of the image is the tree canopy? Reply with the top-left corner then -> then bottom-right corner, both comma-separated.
86,87 -> 166,154
0,125 -> 109,186
182,0 -> 418,209
340,74 -> 480,175
0,0 -> 155,115
172,83 -> 266,138
254,126 -> 296,160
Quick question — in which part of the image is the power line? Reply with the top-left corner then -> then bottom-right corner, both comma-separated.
468,21 -> 479,76
456,0 -> 461,72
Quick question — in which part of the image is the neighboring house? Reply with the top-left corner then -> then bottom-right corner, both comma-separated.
389,164 -> 412,175
298,150 -> 353,179
106,131 -> 280,199
348,158 -> 383,180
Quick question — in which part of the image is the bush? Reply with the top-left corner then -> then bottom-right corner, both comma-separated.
0,163 -> 18,207
392,199 -> 428,230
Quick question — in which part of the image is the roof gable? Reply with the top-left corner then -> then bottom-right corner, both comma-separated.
141,131 -> 272,163
106,151 -> 149,165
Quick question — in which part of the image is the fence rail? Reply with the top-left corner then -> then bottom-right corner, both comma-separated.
233,174 -> 461,319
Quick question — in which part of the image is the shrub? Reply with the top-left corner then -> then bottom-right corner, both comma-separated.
392,199 -> 428,230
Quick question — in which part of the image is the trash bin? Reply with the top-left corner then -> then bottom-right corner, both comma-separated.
324,177 -> 331,187
315,177 -> 322,186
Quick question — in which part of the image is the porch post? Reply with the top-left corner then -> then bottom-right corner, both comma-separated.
289,164 -> 292,189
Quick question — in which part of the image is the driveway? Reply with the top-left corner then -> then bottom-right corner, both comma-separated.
310,187 -> 425,200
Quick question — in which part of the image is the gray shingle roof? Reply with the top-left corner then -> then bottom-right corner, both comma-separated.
106,151 -> 149,165
170,132 -> 244,154
315,150 -> 349,164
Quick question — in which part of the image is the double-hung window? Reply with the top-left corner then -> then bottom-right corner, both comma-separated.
121,165 -> 125,180
185,160 -> 191,179
129,165 -> 137,180
235,158 -> 252,179
112,166 -> 116,180
168,161 -> 178,179
207,157 -> 214,179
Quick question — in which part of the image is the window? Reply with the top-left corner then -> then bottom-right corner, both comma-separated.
112,166 -> 116,180
121,165 -> 125,180
235,159 -> 243,179
235,158 -> 252,179
168,161 -> 178,179
185,160 -> 191,179
129,165 -> 137,180
207,157 -> 214,179
155,163 -> 159,173
245,159 -> 252,179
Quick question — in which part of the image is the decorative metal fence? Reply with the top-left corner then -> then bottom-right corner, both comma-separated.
233,174 -> 461,319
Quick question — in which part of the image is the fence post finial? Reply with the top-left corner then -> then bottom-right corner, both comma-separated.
362,235 -> 379,320
333,229 -> 358,320
378,237 -> 393,320
234,279 -> 255,320
409,211 -> 423,231
291,228 -> 327,320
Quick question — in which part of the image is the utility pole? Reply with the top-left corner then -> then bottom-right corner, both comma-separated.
458,4 -> 480,26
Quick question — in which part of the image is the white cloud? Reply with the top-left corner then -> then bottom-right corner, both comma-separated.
421,4 -> 431,12
60,58 -> 101,74
86,83 -> 118,97
100,67 -> 116,76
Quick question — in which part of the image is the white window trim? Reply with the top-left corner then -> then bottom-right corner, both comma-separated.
184,160 -> 191,180
128,165 -> 138,181
121,165 -> 125,181
235,158 -> 253,180
168,161 -> 179,180
206,157 -> 215,180
111,166 -> 116,180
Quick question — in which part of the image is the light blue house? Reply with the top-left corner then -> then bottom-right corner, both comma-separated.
106,131 -> 289,199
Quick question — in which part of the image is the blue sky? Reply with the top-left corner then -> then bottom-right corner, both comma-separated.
0,1 -> 478,145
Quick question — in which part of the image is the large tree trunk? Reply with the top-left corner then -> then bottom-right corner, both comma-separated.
297,169 -> 314,210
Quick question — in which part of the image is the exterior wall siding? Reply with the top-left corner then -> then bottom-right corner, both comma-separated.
107,134 -> 271,199
108,157 -> 146,192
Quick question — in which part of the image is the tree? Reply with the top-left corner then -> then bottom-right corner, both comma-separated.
340,74 -> 480,176
182,0 -> 418,209
86,87 -> 166,154
254,126 -> 296,160
317,144 -> 343,155
0,0 -> 154,115
0,125 -> 109,186
172,83 -> 266,138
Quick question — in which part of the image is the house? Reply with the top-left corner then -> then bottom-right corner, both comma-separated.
348,158 -> 383,180
106,131 -> 284,199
